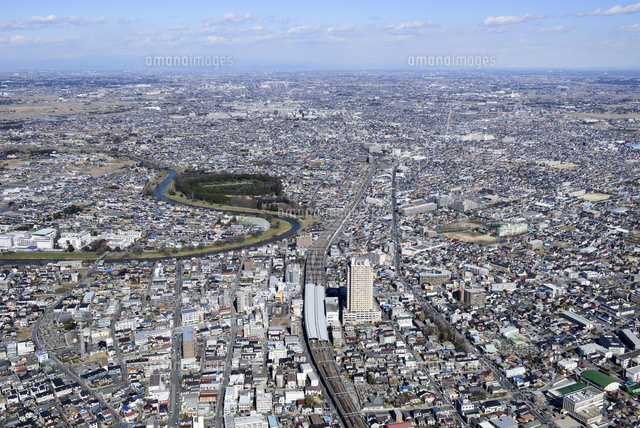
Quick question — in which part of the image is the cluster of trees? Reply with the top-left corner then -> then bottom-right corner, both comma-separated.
52,204 -> 84,220
420,308 -> 470,351
256,199 -> 281,211
221,235 -> 246,245
62,204 -> 83,215
63,318 -> 76,331
173,171 -> 284,205
82,239 -> 108,253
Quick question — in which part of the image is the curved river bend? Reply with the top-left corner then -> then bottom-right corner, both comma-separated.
152,167 -> 301,248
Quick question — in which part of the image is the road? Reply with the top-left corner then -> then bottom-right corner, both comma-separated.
376,300 -> 454,409
30,252 -> 122,425
263,257 -> 273,374
391,164 -> 401,273
32,252 -> 108,351
390,169 -> 452,407
52,354 -> 123,425
169,260 -> 184,428
386,177 -> 457,414
141,261 -> 158,304
110,301 -> 130,386
303,160 -> 377,428
411,289 -> 556,426
215,250 -> 247,428
389,168 -> 555,426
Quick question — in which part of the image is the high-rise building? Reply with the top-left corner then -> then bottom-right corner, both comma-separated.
237,291 -> 251,313
255,391 -> 273,414
343,258 -> 381,324
285,263 -> 301,284
462,288 -> 486,308
290,319 -> 301,336
183,326 -> 195,358
347,257 -> 373,312
326,297 -> 340,327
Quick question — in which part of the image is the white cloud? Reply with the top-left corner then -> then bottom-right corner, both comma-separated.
383,21 -> 444,37
286,25 -> 321,34
616,23 -> 640,31
203,35 -> 228,44
394,21 -> 427,30
0,15 -> 107,31
196,15 -> 442,46
116,16 -> 142,25
204,13 -> 254,27
29,15 -> 107,25
386,21 -> 424,31
198,27 -> 219,34
0,20 -> 21,31
8,35 -> 74,45
481,13 -> 544,26
538,26 -> 572,33
390,34 -> 412,41
575,2 -> 640,16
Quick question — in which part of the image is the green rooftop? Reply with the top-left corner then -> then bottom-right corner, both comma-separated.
507,333 -> 525,344
558,383 -> 587,396
581,370 -> 618,388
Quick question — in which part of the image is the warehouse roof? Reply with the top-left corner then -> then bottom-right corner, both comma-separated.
581,370 -> 617,388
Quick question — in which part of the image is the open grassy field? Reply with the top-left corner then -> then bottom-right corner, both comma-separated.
550,163 -> 579,169
63,157 -> 135,176
457,220 -> 486,227
2,153 -> 134,176
443,231 -> 497,244
558,226 -> 576,231
0,92 -> 176,120
0,252 -> 98,261
0,98 -> 125,120
17,327 -> 32,340
85,352 -> 108,362
579,193 -> 611,202
554,242 -> 571,249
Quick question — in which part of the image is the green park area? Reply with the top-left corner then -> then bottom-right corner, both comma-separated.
170,171 -> 287,211
1,170 -> 297,261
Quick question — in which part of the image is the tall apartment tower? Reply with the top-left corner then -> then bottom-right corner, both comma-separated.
347,257 -> 374,312
183,326 -> 196,358
237,290 -> 252,314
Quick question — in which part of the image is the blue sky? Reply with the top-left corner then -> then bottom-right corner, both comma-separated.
1,1 -> 640,69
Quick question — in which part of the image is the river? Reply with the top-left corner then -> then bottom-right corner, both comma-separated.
152,167 -> 301,248
2,160 -> 301,264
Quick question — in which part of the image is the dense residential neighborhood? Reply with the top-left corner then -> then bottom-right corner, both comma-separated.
1,70 -> 640,428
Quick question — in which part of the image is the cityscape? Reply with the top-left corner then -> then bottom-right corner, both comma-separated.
1,68 -> 640,428
2,2 -> 640,428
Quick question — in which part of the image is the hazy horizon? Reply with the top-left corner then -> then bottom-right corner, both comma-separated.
2,1 -> 640,71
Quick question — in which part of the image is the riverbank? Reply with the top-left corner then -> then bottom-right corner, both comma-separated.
0,164 -> 301,262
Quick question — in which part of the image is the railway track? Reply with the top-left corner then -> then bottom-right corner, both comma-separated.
309,341 -> 366,428
302,160 -> 377,428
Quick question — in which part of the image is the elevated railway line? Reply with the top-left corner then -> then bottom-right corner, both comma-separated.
302,160 -> 376,428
